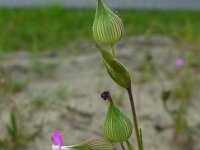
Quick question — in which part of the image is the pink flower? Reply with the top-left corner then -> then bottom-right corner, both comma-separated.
175,57 -> 184,68
51,130 -> 63,150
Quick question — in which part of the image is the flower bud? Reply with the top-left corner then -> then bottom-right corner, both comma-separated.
103,102 -> 132,143
51,130 -> 63,150
93,0 -> 124,45
97,45 -> 131,89
85,138 -> 113,150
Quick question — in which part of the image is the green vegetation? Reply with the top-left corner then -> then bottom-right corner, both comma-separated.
160,48 -> 200,143
0,107 -> 41,150
0,6 -> 200,51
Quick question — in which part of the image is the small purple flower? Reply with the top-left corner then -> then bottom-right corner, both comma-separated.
51,130 -> 63,150
175,57 -> 184,68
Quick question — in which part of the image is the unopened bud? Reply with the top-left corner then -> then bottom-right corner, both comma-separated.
52,138 -> 113,150
104,103 -> 132,143
93,0 -> 124,45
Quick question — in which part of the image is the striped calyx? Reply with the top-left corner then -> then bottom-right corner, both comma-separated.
93,0 -> 124,45
103,102 -> 132,143
85,138 -> 113,150
52,138 -> 113,150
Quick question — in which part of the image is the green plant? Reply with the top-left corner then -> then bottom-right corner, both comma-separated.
0,107 -> 41,150
162,77 -> 199,134
6,108 -> 19,142
51,1 -> 143,150
160,48 -> 200,145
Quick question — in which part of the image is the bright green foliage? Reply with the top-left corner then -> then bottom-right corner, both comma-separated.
104,103 -> 132,143
1,7 -> 200,51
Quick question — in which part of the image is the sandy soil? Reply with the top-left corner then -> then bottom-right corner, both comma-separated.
0,36 -> 199,150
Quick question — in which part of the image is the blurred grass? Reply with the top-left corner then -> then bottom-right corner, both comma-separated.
0,6 -> 200,51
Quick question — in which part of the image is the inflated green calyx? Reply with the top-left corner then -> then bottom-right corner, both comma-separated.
103,94 -> 132,143
93,0 -> 124,45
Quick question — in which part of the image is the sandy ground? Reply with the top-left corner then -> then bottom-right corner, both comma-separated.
0,36 -> 200,150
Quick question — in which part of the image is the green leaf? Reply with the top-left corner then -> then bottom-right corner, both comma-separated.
105,60 -> 131,89
6,108 -> 18,141
11,108 -> 17,135
97,45 -> 131,89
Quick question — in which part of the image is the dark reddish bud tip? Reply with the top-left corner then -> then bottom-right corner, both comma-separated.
101,91 -> 110,100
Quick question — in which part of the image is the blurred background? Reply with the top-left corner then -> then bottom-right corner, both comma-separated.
0,0 -> 200,150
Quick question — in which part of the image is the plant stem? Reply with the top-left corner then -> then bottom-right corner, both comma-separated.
110,44 -> 116,57
126,140 -> 134,150
120,142 -> 125,150
127,87 -> 142,150
139,129 -> 144,150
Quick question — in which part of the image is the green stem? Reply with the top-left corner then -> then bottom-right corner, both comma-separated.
126,140 -> 134,150
120,142 -> 126,150
127,87 -> 142,150
110,44 -> 116,57
139,129 -> 144,150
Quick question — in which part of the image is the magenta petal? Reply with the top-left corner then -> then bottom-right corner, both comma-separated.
175,58 -> 184,68
51,130 -> 63,149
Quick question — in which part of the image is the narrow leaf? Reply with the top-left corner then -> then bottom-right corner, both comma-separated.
139,128 -> 144,150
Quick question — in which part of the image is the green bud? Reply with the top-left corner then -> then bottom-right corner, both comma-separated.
60,138 -> 113,150
96,45 -> 131,89
93,0 -> 124,45
104,102 -> 132,143
86,138 -> 113,150
105,60 -> 131,89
